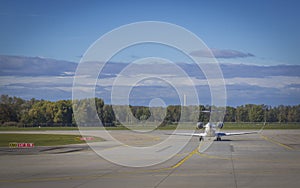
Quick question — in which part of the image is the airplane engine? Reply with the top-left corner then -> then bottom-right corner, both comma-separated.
196,122 -> 204,129
217,122 -> 224,129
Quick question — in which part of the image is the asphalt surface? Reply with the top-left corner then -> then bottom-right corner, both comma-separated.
0,130 -> 300,188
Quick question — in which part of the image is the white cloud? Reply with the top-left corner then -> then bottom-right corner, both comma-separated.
224,76 -> 300,89
1,74 -> 299,91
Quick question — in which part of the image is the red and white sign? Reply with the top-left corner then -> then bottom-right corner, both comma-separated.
9,142 -> 34,148
18,143 -> 35,148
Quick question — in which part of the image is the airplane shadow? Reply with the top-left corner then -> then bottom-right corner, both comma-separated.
217,139 -> 232,142
218,139 -> 256,142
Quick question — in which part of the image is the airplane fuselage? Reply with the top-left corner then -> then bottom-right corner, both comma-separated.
204,122 -> 217,137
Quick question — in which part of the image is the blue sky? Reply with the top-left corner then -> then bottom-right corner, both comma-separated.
0,0 -> 300,65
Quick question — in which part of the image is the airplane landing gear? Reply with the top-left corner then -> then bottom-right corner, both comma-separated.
199,136 -> 203,141
216,136 -> 221,141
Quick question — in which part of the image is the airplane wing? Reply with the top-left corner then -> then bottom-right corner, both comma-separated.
216,131 -> 259,137
166,132 -> 206,137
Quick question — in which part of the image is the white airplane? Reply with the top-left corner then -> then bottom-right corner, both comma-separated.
170,122 -> 260,141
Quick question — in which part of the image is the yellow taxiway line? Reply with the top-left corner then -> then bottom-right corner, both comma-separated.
260,134 -> 294,151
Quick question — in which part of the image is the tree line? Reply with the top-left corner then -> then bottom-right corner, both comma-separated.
0,95 -> 299,127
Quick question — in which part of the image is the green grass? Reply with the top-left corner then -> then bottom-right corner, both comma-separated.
84,123 -> 300,130
0,126 -> 79,131
0,133 -> 104,147
115,123 -> 300,130
0,122 -> 299,132
222,123 -> 300,130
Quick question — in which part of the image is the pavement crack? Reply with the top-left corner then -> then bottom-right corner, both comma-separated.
154,167 -> 175,188
154,145 -> 200,188
230,146 -> 238,188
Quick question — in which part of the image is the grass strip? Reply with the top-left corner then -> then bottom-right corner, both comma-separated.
0,133 -> 104,147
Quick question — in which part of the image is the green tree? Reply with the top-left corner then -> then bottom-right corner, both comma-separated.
236,105 -> 249,122
95,98 -> 104,122
102,105 -> 116,126
249,104 -> 264,122
266,106 -> 278,122
164,105 -> 181,124
225,106 -> 236,122
0,95 -> 26,124
277,105 -> 288,122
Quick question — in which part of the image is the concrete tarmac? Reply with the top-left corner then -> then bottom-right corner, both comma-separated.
0,130 -> 300,188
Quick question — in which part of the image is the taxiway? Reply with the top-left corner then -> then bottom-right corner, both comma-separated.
0,130 -> 299,188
